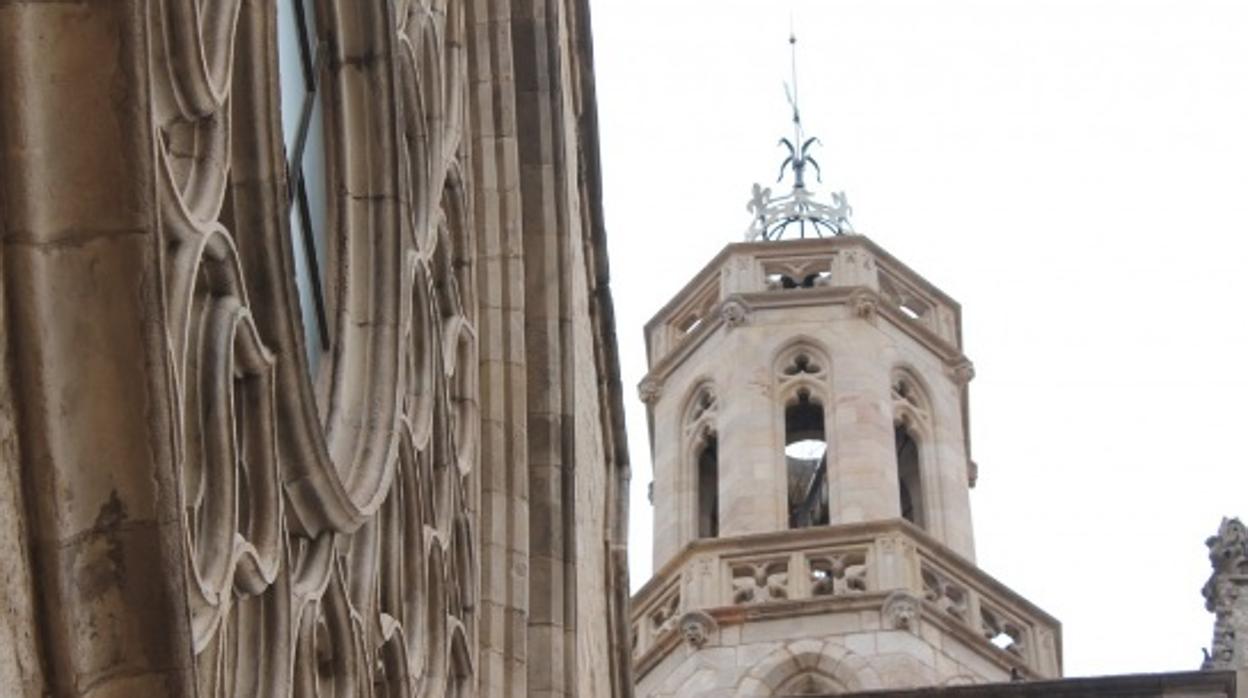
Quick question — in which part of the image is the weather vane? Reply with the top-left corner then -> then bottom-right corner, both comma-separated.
745,28 -> 854,241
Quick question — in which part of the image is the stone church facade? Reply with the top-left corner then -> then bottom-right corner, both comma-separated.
0,1 -> 631,696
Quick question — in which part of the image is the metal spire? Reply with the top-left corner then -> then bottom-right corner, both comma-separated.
779,26 -> 821,190
745,28 -> 854,241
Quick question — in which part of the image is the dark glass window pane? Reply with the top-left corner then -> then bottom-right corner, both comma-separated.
277,0 -> 329,370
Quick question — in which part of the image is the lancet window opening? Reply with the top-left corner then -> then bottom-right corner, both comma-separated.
277,0 -> 332,372
891,368 -> 932,530
685,385 -> 720,539
776,345 -> 831,529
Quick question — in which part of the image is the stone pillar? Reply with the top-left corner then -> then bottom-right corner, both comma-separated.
0,3 -> 196,695
830,331 -> 899,525
930,365 -> 977,561
718,325 -> 788,536
1203,518 -> 1248,671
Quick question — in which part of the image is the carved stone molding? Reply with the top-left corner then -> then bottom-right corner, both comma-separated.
882,591 -> 922,633
679,610 -> 719,649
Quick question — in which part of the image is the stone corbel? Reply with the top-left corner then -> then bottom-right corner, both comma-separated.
678,610 -> 718,650
638,377 -> 663,405
882,590 -> 922,634
720,298 -> 750,330
947,360 -> 976,386
849,289 -> 878,322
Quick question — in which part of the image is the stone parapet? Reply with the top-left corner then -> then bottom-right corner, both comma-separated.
630,520 -> 1061,685
845,670 -> 1237,698
642,235 -> 964,375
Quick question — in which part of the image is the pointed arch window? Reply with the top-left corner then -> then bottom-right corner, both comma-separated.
895,424 -> 923,527
777,346 -> 831,529
685,387 -> 719,539
278,0 -> 332,372
891,370 -> 931,529
696,432 -> 719,538
785,390 -> 828,528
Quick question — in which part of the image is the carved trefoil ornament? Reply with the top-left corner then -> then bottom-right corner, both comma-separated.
731,559 -> 790,604
808,551 -> 869,597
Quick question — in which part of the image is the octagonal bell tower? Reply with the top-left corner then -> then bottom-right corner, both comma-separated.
641,233 -> 978,570
630,34 -> 1061,698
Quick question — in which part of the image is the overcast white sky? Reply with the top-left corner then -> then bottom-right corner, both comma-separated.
590,0 -> 1248,678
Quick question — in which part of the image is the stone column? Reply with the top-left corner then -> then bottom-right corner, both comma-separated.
718,324 -> 788,536
829,328 -> 899,525
0,3 -> 196,695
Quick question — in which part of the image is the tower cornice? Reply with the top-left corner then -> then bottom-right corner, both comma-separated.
641,235 -> 967,390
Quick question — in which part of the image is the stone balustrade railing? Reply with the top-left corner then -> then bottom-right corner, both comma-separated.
643,236 -> 964,373
629,519 -> 1061,680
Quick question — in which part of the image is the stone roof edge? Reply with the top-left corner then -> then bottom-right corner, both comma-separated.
842,669 -> 1236,697
569,0 -> 634,694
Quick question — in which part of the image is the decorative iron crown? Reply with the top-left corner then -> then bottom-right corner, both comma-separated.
745,31 -> 854,241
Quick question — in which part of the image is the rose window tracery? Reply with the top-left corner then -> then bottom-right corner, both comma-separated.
151,0 -> 480,694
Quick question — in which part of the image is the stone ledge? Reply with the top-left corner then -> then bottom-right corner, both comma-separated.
837,670 -> 1236,698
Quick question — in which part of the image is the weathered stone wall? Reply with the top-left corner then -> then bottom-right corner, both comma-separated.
0,221 -> 44,696
0,4 -> 195,694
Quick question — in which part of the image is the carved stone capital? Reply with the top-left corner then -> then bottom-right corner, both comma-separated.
678,610 -> 718,649
720,299 -> 750,329
638,377 -> 663,405
882,590 -> 922,633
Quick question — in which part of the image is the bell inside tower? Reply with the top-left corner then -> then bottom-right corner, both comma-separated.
785,389 -> 829,528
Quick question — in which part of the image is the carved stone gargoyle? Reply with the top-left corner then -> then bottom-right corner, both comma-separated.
1202,517 -> 1248,670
